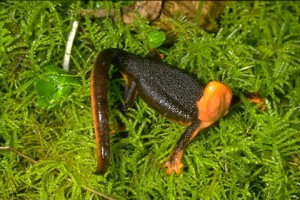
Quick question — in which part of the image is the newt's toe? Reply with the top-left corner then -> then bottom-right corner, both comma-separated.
163,160 -> 184,175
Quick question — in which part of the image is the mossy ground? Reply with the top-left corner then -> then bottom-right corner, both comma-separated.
0,1 -> 299,199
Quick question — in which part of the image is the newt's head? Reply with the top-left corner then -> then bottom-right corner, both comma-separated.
197,81 -> 232,126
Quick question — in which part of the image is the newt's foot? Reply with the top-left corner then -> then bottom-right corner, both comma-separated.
163,160 -> 184,175
246,93 -> 266,111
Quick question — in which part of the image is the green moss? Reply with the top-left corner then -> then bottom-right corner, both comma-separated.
0,1 -> 299,199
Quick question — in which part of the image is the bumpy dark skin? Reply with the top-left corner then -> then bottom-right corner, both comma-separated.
91,48 -> 233,175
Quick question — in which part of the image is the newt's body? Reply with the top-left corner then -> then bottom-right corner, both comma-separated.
91,48 -> 233,175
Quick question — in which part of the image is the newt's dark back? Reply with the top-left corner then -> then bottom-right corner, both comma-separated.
112,49 -> 204,123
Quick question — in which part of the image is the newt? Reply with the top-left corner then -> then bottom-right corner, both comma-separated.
91,48 -> 233,175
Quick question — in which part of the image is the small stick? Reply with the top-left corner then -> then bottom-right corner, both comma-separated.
63,20 -> 79,71
0,146 -> 37,164
0,147 -> 115,199
82,185 -> 116,200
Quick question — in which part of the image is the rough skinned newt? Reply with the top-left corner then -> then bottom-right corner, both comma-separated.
91,48 -> 233,175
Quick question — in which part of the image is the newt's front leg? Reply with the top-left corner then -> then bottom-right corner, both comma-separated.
163,81 -> 233,175
163,121 -> 202,175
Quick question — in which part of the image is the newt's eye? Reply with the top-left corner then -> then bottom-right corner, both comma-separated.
197,81 -> 232,123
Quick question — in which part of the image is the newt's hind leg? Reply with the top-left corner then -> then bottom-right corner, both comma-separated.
121,73 -> 138,114
113,75 -> 138,134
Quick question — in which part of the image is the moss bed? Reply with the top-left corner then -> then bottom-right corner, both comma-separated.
0,1 -> 299,199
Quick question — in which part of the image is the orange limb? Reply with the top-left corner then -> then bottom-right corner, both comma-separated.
163,81 -> 233,175
245,93 -> 266,111
163,122 -> 202,175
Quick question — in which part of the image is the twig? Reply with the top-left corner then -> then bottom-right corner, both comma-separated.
82,185 -> 116,200
0,146 -> 37,164
63,20 -> 78,71
79,8 -> 115,18
0,146 -> 115,199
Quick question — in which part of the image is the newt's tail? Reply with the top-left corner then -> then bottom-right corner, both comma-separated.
91,49 -> 117,174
